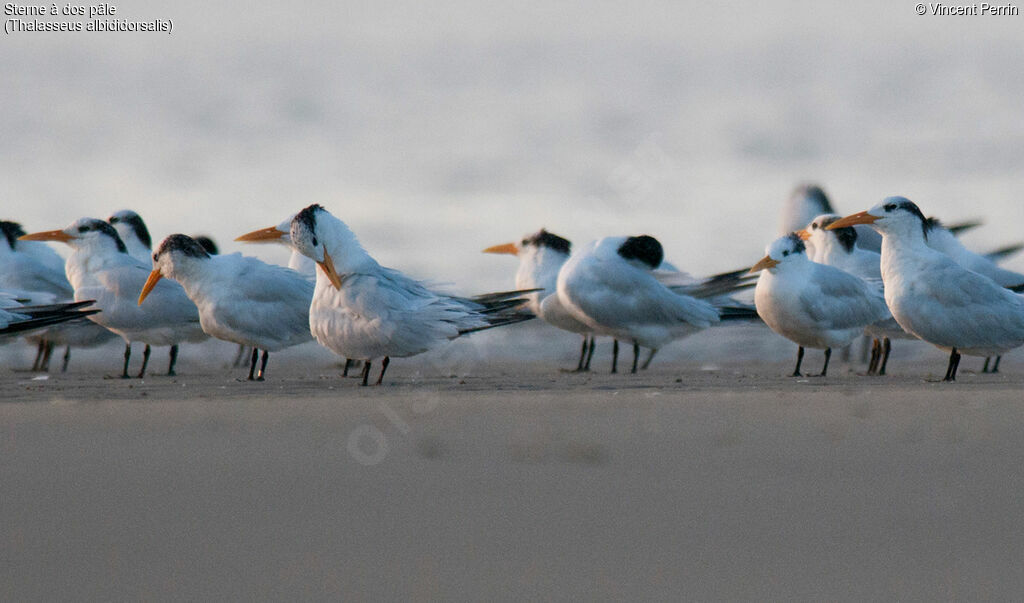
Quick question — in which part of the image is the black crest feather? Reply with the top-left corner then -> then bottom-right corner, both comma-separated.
522,229 -> 571,255
617,235 -> 663,269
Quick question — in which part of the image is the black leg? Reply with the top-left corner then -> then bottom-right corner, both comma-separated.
32,339 -> 45,371
867,339 -> 880,375
575,336 -> 587,371
375,356 -> 390,386
819,348 -> 832,377
611,340 -> 619,374
167,344 -> 179,376
122,342 -> 132,379
993,356 -> 1002,373
137,344 -> 151,378
247,347 -> 258,380
343,358 -> 353,377
879,338 -> 891,376
792,346 -> 804,377
630,342 -> 640,374
360,360 -> 372,386
257,349 -> 269,381
943,347 -> 961,382
641,348 -> 658,370
61,345 -> 71,373
584,336 -> 595,371
982,357 -> 991,373
40,341 -> 55,372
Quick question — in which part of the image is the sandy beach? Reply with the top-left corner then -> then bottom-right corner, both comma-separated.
3,333 -> 1023,601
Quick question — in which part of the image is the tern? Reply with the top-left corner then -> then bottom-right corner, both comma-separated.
235,215 -> 370,376
288,204 -> 535,385
555,234 -> 758,374
483,229 -> 602,372
21,219 -> 207,378
140,234 -> 313,380
1,220 -> 117,370
798,214 -> 917,375
750,233 -> 890,377
829,197 -> 1024,381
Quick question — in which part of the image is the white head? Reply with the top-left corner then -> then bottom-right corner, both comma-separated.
828,196 -> 930,242
750,233 -> 810,274
797,213 -> 859,258
288,204 -> 366,290
591,235 -> 664,271
483,228 -> 572,289
107,210 -> 153,257
139,234 -> 212,304
20,217 -> 129,256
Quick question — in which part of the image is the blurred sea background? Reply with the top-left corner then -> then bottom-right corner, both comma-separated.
3,0 -> 1024,369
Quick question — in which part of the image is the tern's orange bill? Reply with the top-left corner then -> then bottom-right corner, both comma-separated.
827,211 -> 878,230
138,270 -> 163,305
318,249 -> 343,290
234,226 -> 286,242
482,242 -> 518,255
795,229 -> 811,241
19,229 -> 73,243
748,256 -> 779,274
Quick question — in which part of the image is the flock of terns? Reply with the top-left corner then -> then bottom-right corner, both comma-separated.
2,184 -> 1023,385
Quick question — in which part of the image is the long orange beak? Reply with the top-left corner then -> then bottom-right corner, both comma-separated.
19,229 -> 73,243
748,256 -> 779,274
235,226 -> 287,243
138,270 -> 163,305
827,211 -> 879,230
318,249 -> 343,290
795,229 -> 811,241
482,242 -> 518,255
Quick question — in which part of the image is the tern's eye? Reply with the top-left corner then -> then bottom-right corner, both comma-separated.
152,253 -> 158,262
311,237 -> 318,247
782,250 -> 790,257
78,225 -> 89,233
884,203 -> 896,212
811,223 -> 818,230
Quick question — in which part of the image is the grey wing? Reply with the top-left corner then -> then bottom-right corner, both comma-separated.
911,261 -> 1024,344
800,266 -> 888,330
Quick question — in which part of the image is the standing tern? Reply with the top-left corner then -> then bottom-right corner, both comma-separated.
483,229 -> 601,372
556,234 -> 757,374
140,234 -> 313,380
798,214 -> 916,375
750,233 -> 890,377
21,219 -> 207,378
288,204 -> 535,385
1,220 -> 117,370
236,215 -> 369,377
829,197 -> 1024,381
